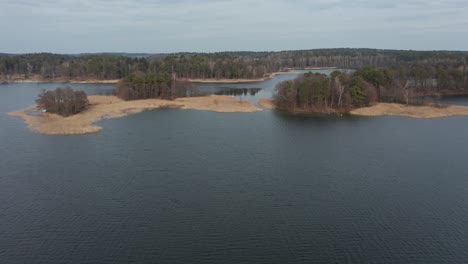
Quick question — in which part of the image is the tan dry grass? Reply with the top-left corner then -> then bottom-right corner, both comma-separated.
176,95 -> 262,113
351,103 -> 468,118
67,79 -> 120,84
7,75 -> 120,84
257,99 -> 275,109
256,99 -> 468,118
8,95 -> 262,135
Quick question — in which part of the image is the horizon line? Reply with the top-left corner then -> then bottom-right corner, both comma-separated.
2,47 -> 468,56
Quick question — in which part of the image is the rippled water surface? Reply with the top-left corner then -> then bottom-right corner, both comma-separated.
1,75 -> 468,263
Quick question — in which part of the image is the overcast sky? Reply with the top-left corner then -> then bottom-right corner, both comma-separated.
1,0 -> 467,53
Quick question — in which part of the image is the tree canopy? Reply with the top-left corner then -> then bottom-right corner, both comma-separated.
36,87 -> 89,117
1,49 -> 467,82
114,73 -> 196,100
273,63 -> 468,112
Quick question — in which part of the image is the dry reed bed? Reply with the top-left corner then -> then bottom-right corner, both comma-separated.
9,95 -> 262,135
257,99 -> 468,118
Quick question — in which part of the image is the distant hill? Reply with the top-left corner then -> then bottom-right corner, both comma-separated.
77,52 -> 155,58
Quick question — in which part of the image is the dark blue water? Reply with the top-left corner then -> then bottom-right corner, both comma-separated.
2,77 -> 468,263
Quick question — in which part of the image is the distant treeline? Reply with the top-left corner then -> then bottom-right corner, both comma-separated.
1,49 -> 468,81
273,64 -> 468,112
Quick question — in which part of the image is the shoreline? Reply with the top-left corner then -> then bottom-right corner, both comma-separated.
301,67 -> 338,70
2,69 -> 323,85
9,97 -> 468,135
8,95 -> 262,135
186,71 -> 301,83
350,103 -> 468,118
257,99 -> 468,118
6,79 -> 121,84
257,98 -> 275,109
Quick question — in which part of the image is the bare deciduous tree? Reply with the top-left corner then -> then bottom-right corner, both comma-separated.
36,87 -> 89,116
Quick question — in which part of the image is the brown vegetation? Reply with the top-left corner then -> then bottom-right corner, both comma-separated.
2,75 -> 120,84
9,95 -> 262,135
351,103 -> 468,118
260,97 -> 468,118
36,87 -> 89,117
258,99 -> 275,109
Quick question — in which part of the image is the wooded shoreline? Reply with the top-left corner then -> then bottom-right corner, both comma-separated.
1,70 -> 306,84
186,70 -> 302,83
258,98 -> 468,118
9,94 -> 468,136
1,49 -> 466,83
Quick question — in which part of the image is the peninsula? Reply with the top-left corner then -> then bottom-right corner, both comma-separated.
9,95 -> 262,135
350,103 -> 468,118
258,98 -> 468,118
4,71 -> 301,84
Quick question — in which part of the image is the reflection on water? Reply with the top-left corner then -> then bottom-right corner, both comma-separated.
435,95 -> 468,106
214,87 -> 262,96
3,72 -> 468,263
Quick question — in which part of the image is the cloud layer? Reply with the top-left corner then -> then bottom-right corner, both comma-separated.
1,0 -> 467,53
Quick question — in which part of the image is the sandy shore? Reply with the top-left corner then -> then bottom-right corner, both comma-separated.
1,75 -> 121,84
5,68 -> 343,85
351,103 -> 468,118
257,99 -> 468,118
8,95 -> 262,135
257,99 -> 275,109
10,97 -> 468,135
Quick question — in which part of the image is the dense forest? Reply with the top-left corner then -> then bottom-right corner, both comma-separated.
115,73 -> 196,100
273,64 -> 468,112
1,49 -> 467,82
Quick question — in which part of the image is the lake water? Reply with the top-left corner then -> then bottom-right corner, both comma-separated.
1,72 -> 468,263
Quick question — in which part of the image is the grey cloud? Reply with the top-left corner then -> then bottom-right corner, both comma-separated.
0,0 -> 467,53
